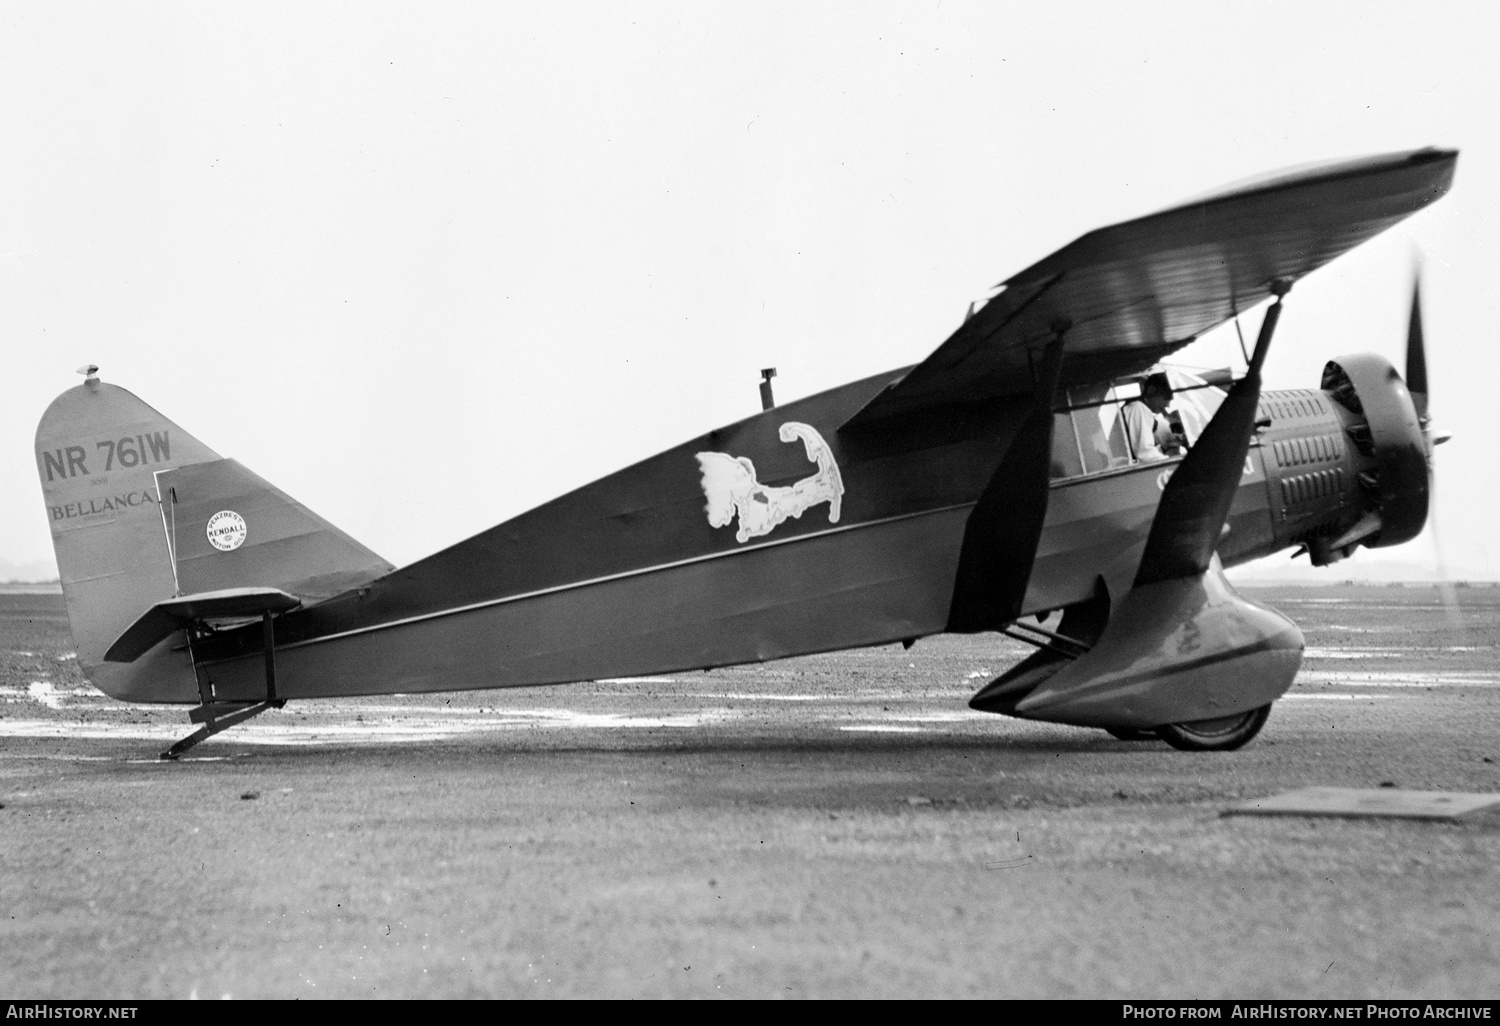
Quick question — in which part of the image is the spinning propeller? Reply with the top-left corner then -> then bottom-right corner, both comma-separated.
1406,263 -> 1451,449
1406,270 -> 1429,424
1405,264 -> 1461,600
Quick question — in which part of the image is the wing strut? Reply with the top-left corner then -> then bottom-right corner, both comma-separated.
946,323 -> 1068,632
1135,280 -> 1288,586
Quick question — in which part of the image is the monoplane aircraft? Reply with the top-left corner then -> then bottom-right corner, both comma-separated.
34,147 -> 1456,757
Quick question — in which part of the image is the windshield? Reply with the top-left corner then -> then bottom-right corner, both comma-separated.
1160,367 -> 1226,447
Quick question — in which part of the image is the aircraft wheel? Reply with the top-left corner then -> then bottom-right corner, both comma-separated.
1105,727 -> 1158,741
1157,704 -> 1272,752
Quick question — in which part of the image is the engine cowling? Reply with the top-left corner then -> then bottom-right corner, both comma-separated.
1317,353 -> 1430,553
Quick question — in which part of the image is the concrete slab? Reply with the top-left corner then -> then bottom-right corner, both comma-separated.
1224,786 -> 1500,821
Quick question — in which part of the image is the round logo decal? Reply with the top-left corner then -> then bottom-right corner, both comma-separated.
206,510 -> 248,552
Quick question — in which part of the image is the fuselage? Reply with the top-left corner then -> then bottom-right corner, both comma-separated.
95,367 -> 1363,706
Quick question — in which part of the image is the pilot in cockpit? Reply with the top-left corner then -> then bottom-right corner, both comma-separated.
1122,373 -> 1185,461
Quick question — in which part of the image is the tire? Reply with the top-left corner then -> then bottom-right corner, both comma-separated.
1157,704 -> 1272,752
1106,727 -> 1159,741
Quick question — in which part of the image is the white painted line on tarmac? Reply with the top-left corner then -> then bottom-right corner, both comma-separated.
1297,671 -> 1500,687
1304,646 -> 1492,658
494,709 -> 738,729
1284,600 -> 1452,610
1281,694 -> 1388,701
125,756 -> 236,763
683,693 -> 825,701
0,752 -> 117,762
0,721 -> 201,742
0,707 -> 744,746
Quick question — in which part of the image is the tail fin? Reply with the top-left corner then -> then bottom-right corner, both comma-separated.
155,458 -> 393,600
35,376 -> 392,701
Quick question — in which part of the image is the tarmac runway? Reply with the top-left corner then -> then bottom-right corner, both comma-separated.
1,585 -> 1497,999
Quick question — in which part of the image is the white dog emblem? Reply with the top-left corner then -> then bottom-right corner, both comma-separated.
695,422 -> 845,543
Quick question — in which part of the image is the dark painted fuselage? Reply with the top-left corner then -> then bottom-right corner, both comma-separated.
114,368 -> 1364,707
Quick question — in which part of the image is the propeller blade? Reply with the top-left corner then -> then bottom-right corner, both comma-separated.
1406,271 -> 1428,421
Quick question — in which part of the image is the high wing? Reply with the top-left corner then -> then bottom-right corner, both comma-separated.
844,147 -> 1457,427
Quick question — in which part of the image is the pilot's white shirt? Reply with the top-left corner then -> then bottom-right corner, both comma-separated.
1122,400 -> 1169,462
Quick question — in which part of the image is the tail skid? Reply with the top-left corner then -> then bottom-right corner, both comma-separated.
161,699 -> 283,760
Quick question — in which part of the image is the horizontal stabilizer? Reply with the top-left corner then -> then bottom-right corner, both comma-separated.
104,587 -> 301,663
1012,559 -> 1303,729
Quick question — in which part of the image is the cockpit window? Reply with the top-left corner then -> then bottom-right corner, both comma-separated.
1050,411 -> 1084,479
1076,384 -> 1133,472
1049,368 -> 1228,480
1050,384 -> 1131,478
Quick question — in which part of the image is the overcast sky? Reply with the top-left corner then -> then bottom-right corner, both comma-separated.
2,1 -> 1495,579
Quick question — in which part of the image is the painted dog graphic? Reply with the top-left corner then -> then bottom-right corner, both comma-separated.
695,422 -> 845,543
